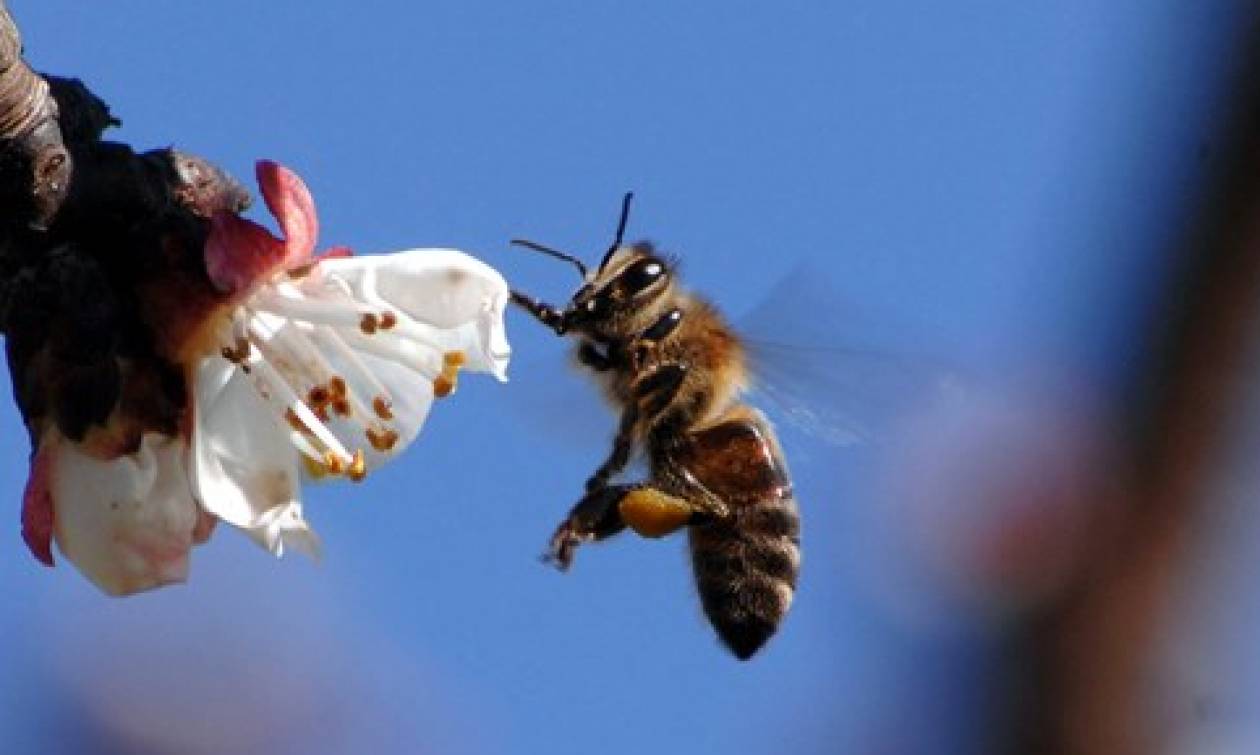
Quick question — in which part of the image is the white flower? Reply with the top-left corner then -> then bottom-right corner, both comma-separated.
22,160 -> 510,594
191,248 -> 510,557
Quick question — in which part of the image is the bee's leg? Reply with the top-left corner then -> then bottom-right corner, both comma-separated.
546,482 -> 699,570
576,341 -> 616,372
629,308 -> 683,371
617,485 -> 704,538
635,362 -> 689,418
509,290 -> 566,334
671,467 -> 731,520
545,484 -> 631,570
584,363 -> 688,492
584,402 -> 641,492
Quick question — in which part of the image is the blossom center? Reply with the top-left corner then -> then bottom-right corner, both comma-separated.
214,271 -> 466,481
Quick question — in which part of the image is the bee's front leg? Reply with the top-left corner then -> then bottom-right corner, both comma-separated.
509,289 -> 566,334
585,402 -> 640,492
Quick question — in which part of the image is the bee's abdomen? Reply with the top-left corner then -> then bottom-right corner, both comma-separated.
688,492 -> 800,660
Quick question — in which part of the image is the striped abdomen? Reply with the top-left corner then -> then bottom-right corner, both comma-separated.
675,410 -> 800,659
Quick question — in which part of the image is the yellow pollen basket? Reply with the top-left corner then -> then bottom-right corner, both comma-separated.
619,489 -> 693,538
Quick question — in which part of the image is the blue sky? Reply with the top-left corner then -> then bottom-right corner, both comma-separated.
0,2 -> 1249,753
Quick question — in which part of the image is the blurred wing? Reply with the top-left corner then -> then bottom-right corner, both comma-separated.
745,339 -> 964,449
506,352 -> 617,447
736,262 -> 968,452
504,353 -> 654,481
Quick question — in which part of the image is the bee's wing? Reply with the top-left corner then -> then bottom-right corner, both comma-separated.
736,262 -> 968,451
506,352 -> 618,443
744,339 -> 964,450
505,353 -> 655,482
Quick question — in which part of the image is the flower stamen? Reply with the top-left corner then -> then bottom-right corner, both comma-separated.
348,450 -> 367,483
433,350 -> 466,398
247,312 -> 399,464
366,427 -> 400,452
243,339 -> 353,468
220,335 -> 252,364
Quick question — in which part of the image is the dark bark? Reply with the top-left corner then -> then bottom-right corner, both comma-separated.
0,0 -> 70,228
0,2 -> 247,451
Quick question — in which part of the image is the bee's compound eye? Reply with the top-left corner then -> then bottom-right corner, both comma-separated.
622,259 -> 666,294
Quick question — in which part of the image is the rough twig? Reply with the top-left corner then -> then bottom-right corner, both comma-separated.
0,3 -> 248,458
0,0 -> 70,227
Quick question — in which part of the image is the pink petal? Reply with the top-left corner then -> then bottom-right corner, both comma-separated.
20,446 -> 55,567
257,160 -> 318,268
315,245 -> 353,261
192,508 -> 218,544
204,211 -> 287,294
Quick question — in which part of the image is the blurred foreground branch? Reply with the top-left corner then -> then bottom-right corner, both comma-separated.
1007,19 -> 1260,755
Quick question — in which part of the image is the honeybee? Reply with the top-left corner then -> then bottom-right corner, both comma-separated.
510,195 -> 800,660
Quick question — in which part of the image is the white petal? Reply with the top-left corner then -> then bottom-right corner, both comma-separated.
50,433 -> 199,596
312,249 -> 512,380
246,501 -> 322,560
308,330 -> 435,470
191,356 -> 317,558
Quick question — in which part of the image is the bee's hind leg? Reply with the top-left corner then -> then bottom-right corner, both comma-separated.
545,483 -> 700,571
545,484 -> 630,570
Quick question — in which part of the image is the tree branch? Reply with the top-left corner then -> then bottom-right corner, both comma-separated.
0,0 -> 70,228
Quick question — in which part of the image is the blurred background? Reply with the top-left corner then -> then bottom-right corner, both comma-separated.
3,2 -> 1260,753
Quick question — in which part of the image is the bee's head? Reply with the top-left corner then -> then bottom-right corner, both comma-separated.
563,242 -> 675,338
511,193 -> 678,339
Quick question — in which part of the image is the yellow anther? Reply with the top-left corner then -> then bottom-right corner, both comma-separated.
359,313 -> 379,335
379,311 -> 398,330
325,452 -> 346,476
433,351 -> 465,398
348,450 -> 367,482
302,455 -> 328,480
220,336 -> 253,364
366,427 -> 399,452
330,376 -> 347,398
372,395 -> 394,420
307,385 -> 331,407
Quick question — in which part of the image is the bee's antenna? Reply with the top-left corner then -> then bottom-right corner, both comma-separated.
598,192 -> 634,271
509,239 -> 589,278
